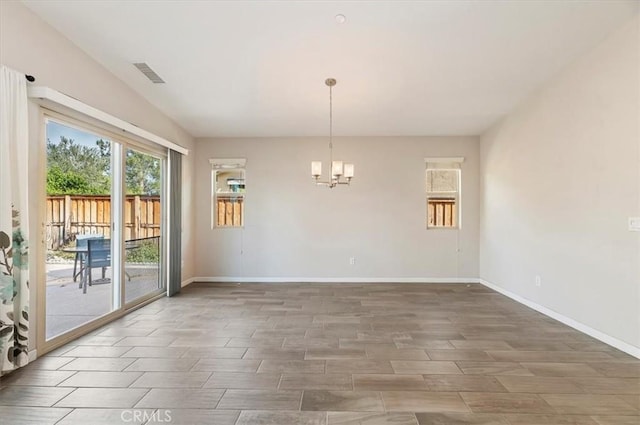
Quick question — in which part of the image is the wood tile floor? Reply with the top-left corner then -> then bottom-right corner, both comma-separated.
1,282 -> 639,424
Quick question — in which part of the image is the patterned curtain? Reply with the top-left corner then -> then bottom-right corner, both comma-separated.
0,66 -> 30,374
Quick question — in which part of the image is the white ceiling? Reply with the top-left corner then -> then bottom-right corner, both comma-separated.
23,1 -> 639,138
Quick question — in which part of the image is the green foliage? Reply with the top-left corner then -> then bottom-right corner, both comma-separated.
46,136 -> 111,195
125,150 -> 161,195
126,240 -> 160,263
46,136 -> 161,196
46,166 -> 91,195
50,249 -> 75,261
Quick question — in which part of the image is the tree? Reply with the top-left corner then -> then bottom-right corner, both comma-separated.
47,136 -> 161,196
125,150 -> 161,195
46,166 -> 91,195
46,137 -> 111,195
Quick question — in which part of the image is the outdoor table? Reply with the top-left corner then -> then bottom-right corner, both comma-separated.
62,241 -> 140,294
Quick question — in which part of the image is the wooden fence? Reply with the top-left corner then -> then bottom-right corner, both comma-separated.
427,198 -> 457,228
216,196 -> 244,227
46,195 -> 161,250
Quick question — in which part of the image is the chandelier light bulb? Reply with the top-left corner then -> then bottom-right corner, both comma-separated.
311,161 -> 322,177
332,161 -> 344,177
344,163 -> 354,178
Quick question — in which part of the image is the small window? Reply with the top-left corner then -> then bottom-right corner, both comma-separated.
425,158 -> 463,229
210,158 -> 246,228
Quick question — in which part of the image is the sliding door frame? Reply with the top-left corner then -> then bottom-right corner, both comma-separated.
122,144 -> 167,309
36,109 -> 167,355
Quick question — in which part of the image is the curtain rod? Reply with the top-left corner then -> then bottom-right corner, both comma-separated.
25,74 -> 35,82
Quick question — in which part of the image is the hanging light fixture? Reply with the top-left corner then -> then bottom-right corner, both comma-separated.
311,78 -> 354,188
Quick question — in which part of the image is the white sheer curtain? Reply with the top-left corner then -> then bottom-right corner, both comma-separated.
0,65 -> 30,373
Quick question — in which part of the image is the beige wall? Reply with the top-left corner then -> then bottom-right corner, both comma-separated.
195,136 -> 479,280
0,1 -> 196,350
480,16 -> 640,349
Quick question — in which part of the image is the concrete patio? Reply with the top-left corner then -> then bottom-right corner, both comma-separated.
46,262 -> 161,340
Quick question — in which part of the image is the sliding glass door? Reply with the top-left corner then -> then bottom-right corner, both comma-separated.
124,148 -> 164,304
43,114 -> 166,344
44,118 -> 120,340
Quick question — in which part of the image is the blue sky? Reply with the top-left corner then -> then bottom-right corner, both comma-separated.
46,120 -> 109,148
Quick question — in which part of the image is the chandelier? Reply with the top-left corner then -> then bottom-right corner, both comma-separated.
311,78 -> 354,188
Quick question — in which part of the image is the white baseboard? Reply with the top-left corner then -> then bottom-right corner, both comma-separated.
479,279 -> 640,359
181,277 -> 195,288
28,349 -> 38,362
191,276 -> 481,284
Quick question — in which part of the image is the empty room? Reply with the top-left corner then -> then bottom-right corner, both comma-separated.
0,1 -> 638,424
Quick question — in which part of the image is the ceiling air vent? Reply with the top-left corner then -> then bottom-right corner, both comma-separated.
133,63 -> 165,84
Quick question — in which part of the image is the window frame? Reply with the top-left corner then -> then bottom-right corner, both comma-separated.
425,157 -> 463,230
210,158 -> 246,229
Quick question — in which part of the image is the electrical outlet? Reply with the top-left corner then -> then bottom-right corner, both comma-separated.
349,257 -> 356,266
629,217 -> 640,232
535,275 -> 541,287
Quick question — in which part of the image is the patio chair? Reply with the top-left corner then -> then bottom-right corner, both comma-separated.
73,234 -> 104,282
87,238 -> 111,286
